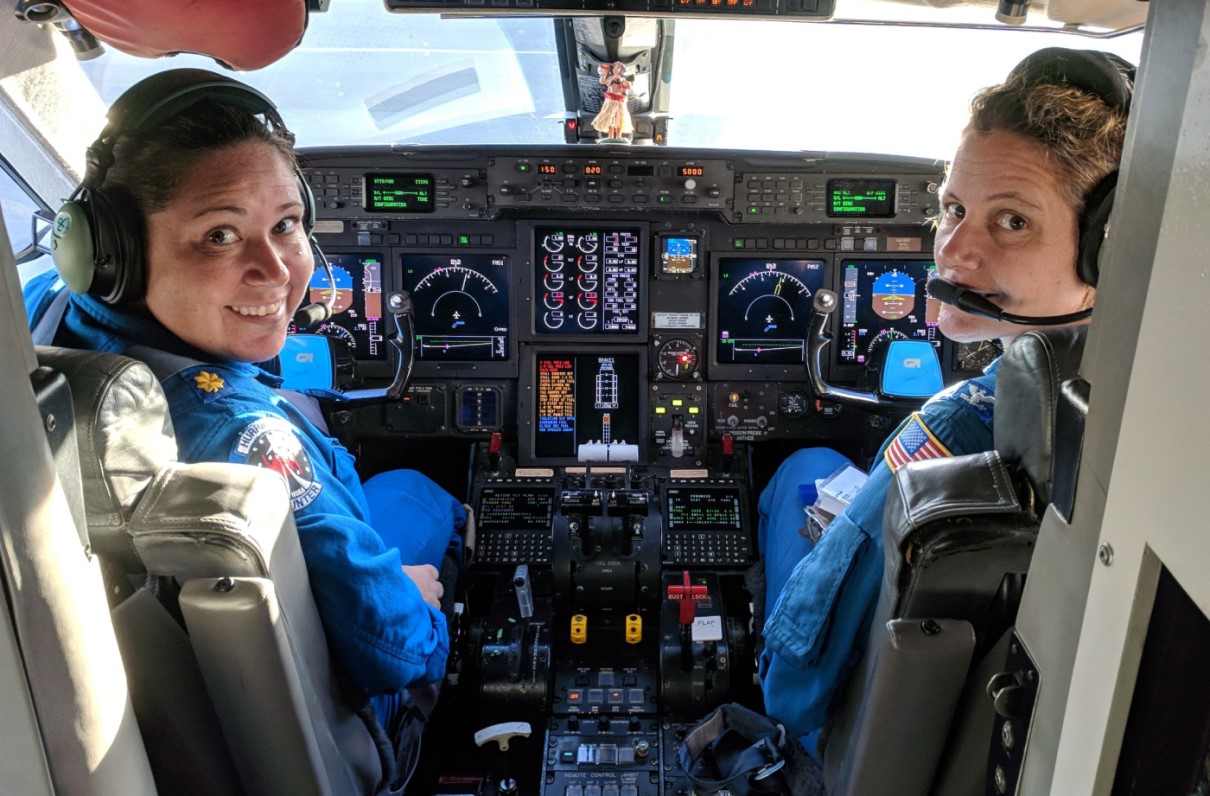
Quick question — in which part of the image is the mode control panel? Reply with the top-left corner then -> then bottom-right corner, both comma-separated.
300,148 -> 945,226
488,156 -> 733,212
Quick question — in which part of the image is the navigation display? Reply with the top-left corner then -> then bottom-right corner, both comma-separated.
838,260 -> 941,366
477,487 -> 555,531
292,252 -> 386,361
715,258 -> 828,364
532,351 -> 643,462
400,254 -> 511,361
534,227 -> 641,335
665,488 -> 743,531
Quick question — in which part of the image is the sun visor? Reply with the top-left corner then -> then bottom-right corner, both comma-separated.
64,0 -> 308,70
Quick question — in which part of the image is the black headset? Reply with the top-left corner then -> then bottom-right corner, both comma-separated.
1006,47 -> 1135,288
50,68 -> 316,306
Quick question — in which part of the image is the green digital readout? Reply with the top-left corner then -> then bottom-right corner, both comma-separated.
364,173 -> 435,213
827,178 -> 896,218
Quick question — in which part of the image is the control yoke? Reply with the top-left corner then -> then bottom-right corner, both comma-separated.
338,290 -> 416,404
805,288 -> 942,409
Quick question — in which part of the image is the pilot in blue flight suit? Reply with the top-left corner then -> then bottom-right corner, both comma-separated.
758,368 -> 997,758
23,68 -> 464,786
757,47 -> 1130,764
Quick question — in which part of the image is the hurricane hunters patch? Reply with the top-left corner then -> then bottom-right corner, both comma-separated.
883,413 -> 953,473
234,417 -> 322,510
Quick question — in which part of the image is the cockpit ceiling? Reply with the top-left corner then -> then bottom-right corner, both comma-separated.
23,0 -> 1148,73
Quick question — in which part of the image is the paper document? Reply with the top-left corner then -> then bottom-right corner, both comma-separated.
815,464 -> 869,517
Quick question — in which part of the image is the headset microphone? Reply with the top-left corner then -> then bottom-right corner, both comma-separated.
292,240 -> 335,329
926,277 -> 1093,326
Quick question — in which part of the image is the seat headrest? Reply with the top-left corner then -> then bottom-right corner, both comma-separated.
35,347 -> 178,571
992,327 -> 1088,507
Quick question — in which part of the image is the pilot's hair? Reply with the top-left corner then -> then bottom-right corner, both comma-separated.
965,73 -> 1127,211
102,98 -> 298,217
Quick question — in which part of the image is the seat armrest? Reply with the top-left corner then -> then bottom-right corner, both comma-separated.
824,618 -> 975,796
180,577 -> 330,796
127,462 -> 284,579
882,452 -> 1038,628
885,451 -> 1024,547
128,461 -> 383,794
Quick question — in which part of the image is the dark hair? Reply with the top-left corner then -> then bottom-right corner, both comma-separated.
102,98 -> 298,216
966,72 -> 1127,210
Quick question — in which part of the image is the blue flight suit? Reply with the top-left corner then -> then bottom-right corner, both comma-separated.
24,271 -> 464,713
757,362 -> 999,761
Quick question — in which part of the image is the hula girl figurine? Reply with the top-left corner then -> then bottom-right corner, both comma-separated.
592,61 -> 632,143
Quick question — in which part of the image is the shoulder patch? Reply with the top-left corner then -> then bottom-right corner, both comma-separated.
884,412 -> 953,473
234,416 -> 323,510
926,374 -> 997,428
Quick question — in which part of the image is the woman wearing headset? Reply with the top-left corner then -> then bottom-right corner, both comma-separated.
23,69 -> 463,789
756,48 -> 1130,766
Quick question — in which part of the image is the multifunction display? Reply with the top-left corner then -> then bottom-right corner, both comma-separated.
715,258 -> 828,364
839,260 -> 941,365
533,352 -> 642,461
400,254 -> 511,361
477,487 -> 555,531
535,228 -> 641,335
295,252 -> 386,360
364,173 -> 435,213
827,178 -> 896,218
665,488 -> 743,531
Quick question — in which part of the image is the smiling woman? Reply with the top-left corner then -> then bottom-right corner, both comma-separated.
22,68 -> 472,794
141,140 -> 312,362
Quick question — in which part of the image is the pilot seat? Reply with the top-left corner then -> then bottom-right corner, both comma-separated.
819,326 -> 1090,796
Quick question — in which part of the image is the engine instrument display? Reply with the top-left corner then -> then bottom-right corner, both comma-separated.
401,254 -> 511,361
532,351 -> 642,462
535,227 -> 641,335
665,487 -> 743,531
838,259 -> 941,366
715,258 -> 828,364
295,253 -> 386,360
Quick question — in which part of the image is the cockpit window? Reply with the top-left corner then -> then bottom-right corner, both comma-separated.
78,6 -> 566,148
668,21 -> 1142,159
71,3 -> 1139,158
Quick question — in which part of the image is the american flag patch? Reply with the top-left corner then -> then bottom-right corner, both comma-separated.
883,413 -> 952,473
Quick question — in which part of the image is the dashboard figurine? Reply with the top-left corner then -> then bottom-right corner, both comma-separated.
592,61 -> 633,143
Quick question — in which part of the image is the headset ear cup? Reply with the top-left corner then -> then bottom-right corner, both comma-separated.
87,187 -> 146,305
50,199 -> 99,294
1077,171 -> 1118,288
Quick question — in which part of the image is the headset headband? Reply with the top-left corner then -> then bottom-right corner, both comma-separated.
83,68 -> 293,188
1007,47 -> 1134,113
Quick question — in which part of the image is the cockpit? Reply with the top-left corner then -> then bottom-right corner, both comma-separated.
9,2 -> 1202,796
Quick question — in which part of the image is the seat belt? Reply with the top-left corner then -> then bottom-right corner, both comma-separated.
30,289 -> 70,346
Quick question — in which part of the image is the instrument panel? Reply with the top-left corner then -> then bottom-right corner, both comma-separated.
296,146 -> 982,794
299,146 -> 964,466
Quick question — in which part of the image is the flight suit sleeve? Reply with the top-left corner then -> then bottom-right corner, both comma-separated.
168,385 -> 450,695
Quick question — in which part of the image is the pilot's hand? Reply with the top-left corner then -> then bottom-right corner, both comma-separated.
403,564 -> 443,609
